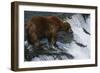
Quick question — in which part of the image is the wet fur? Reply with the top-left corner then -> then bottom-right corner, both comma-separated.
25,16 -> 71,49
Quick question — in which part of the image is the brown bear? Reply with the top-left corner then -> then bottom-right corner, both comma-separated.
25,16 -> 71,50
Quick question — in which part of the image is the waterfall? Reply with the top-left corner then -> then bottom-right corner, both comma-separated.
66,14 -> 90,59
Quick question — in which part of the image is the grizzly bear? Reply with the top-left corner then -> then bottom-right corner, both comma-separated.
25,16 -> 72,50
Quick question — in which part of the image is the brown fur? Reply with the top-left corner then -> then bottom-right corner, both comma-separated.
25,16 -> 71,49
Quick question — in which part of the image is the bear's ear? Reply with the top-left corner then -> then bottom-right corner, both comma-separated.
63,22 -> 72,32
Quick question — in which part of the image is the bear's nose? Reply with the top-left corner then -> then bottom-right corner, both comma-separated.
68,28 -> 73,33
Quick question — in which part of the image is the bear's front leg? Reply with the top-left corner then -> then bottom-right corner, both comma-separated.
47,32 -> 58,51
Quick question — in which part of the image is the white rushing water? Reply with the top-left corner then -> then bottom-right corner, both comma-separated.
59,14 -> 91,59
